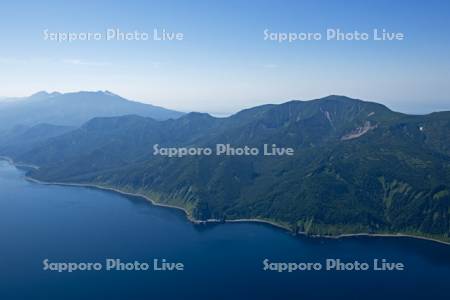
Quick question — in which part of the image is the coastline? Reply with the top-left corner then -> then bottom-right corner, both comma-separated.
24,176 -> 202,224
309,232 -> 450,246
2,157 -> 449,246
24,176 -> 292,231
0,156 -> 39,170
24,176 -> 450,246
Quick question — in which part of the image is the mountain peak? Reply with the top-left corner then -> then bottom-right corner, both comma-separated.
30,90 -> 121,99
30,91 -> 50,98
0,90 -> 184,130
182,112 -> 215,120
102,90 -> 120,97
29,91 -> 61,99
319,95 -> 361,102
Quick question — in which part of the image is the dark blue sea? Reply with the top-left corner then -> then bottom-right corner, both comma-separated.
0,160 -> 449,300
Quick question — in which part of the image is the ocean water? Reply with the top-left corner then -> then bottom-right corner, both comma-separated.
0,160 -> 449,300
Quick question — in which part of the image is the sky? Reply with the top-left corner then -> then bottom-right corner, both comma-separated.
0,0 -> 449,114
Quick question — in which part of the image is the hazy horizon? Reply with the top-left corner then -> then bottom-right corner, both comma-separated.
1,0 -> 449,114
1,89 -> 448,116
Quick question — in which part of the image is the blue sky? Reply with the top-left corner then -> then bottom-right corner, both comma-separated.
0,0 -> 449,114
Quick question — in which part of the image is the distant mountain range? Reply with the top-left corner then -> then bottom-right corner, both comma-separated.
0,91 -> 183,130
1,95 -> 449,243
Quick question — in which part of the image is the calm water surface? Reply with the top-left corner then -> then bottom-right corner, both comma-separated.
0,160 -> 449,300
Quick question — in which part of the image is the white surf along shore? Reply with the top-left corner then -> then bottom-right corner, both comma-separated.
1,156 -> 449,246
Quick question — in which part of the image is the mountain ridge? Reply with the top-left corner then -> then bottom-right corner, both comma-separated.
0,90 -> 184,131
2,95 -> 449,243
